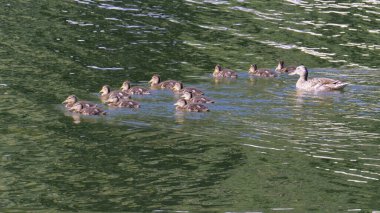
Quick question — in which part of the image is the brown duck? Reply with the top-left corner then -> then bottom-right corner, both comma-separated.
105,94 -> 140,108
213,64 -> 238,78
148,74 -> 180,89
70,102 -> 106,116
248,64 -> 277,77
275,60 -> 296,73
172,82 -> 204,96
120,80 -> 150,95
62,95 -> 97,109
174,98 -> 209,112
99,85 -> 130,103
181,91 -> 214,104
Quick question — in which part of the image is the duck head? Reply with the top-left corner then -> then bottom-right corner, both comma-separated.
249,64 -> 258,73
289,65 -> 308,80
181,91 -> 192,100
99,85 -> 111,95
174,98 -> 187,107
275,61 -> 285,71
62,95 -> 78,104
120,81 -> 131,91
148,74 -> 160,85
214,64 -> 222,73
173,82 -> 184,91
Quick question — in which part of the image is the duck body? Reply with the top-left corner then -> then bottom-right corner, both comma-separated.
120,81 -> 150,95
248,64 -> 277,77
172,82 -> 204,96
149,74 -> 180,90
213,64 -> 238,78
174,99 -> 209,112
276,61 -> 296,73
70,103 -> 106,116
289,65 -> 349,91
181,91 -> 214,104
106,94 -> 140,108
62,95 -> 97,109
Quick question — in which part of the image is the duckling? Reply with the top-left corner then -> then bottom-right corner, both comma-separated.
174,98 -> 209,112
172,82 -> 204,96
99,85 -> 130,103
181,91 -> 214,104
289,65 -> 349,91
275,60 -> 296,73
148,74 -> 180,89
248,64 -> 277,77
62,95 -> 97,109
70,102 -> 106,116
213,64 -> 238,78
105,94 -> 140,108
120,80 -> 150,95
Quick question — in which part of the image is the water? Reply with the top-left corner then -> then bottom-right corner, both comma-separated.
0,0 -> 379,212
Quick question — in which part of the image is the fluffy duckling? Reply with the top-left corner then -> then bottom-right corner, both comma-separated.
105,94 -> 140,108
248,64 -> 277,77
70,102 -> 106,116
172,82 -> 204,96
181,91 -> 214,104
62,95 -> 97,109
99,85 -> 130,102
148,74 -> 180,89
174,98 -> 209,112
120,80 -> 150,95
275,60 -> 296,73
213,64 -> 238,78
289,65 -> 349,91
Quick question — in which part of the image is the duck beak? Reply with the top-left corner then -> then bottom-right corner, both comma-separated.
288,71 -> 296,75
174,102 -> 179,106
62,100 -> 67,104
148,79 -> 153,84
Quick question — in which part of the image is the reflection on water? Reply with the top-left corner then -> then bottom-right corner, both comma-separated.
0,0 -> 380,212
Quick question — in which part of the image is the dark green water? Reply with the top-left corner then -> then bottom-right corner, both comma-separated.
1,0 -> 379,212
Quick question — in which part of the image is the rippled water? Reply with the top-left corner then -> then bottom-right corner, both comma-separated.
1,0 -> 379,212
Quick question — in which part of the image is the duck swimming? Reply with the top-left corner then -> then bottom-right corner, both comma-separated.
181,91 -> 214,104
120,80 -> 150,95
105,94 -> 140,108
70,102 -> 106,116
213,64 -> 238,78
62,95 -> 97,109
248,64 -> 277,77
172,82 -> 204,96
289,65 -> 349,91
99,85 -> 130,102
174,98 -> 209,112
148,74 -> 180,89
275,60 -> 296,73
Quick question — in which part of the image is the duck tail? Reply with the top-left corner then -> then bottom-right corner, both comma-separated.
330,82 -> 349,90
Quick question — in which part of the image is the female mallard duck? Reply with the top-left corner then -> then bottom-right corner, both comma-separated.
148,74 -> 180,89
181,91 -> 214,104
275,60 -> 296,73
62,95 -> 97,109
172,82 -> 204,96
99,85 -> 130,102
120,80 -> 150,95
213,64 -> 238,78
70,102 -> 106,115
174,98 -> 209,112
289,65 -> 349,91
105,94 -> 140,108
248,64 -> 277,77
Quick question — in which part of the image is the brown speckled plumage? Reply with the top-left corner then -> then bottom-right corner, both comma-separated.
148,74 -> 180,89
181,91 -> 214,104
213,64 -> 238,78
120,80 -> 150,95
248,64 -> 277,78
70,102 -> 106,116
174,98 -> 209,112
172,82 -> 204,96
62,95 -> 97,109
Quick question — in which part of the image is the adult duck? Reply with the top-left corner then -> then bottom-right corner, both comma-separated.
289,65 -> 349,91
213,64 -> 238,78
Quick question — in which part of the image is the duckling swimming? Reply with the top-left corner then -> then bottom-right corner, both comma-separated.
99,85 -> 130,102
172,82 -> 204,96
70,102 -> 106,116
248,64 -> 277,77
213,64 -> 238,78
275,60 -> 296,73
148,74 -> 180,89
105,94 -> 140,108
174,98 -> 209,112
289,65 -> 349,91
120,80 -> 150,95
181,91 -> 214,104
62,95 -> 97,109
